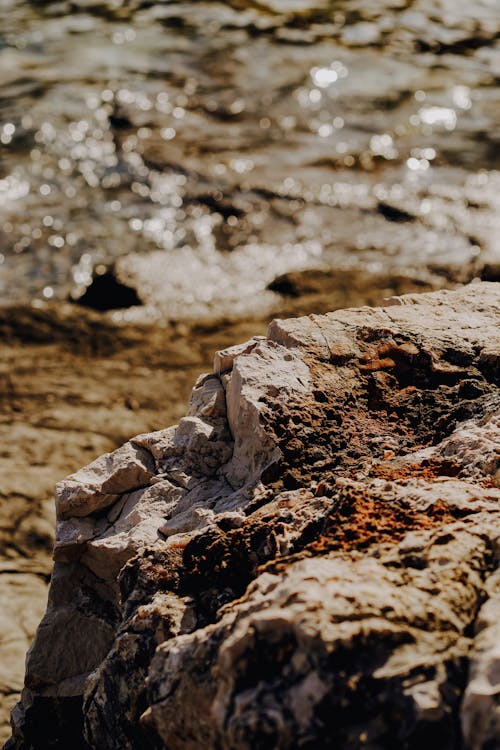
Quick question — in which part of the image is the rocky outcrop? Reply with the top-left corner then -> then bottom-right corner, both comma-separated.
7,282 -> 500,750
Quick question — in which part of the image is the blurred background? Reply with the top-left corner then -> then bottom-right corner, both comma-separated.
0,0 -> 499,742
1,0 -> 499,319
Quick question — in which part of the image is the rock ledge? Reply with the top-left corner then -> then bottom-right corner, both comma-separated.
8,282 -> 500,750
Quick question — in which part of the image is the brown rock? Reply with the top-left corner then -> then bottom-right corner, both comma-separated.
6,282 -> 500,750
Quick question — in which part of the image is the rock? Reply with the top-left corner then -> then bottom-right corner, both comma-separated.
461,569 -> 500,750
55,442 -> 156,518
7,282 -> 500,750
0,303 -> 270,744
213,337 -> 266,376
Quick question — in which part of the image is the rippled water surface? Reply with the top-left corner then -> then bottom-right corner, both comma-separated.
1,0 -> 499,318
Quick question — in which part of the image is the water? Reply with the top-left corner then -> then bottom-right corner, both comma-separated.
0,0 -> 499,319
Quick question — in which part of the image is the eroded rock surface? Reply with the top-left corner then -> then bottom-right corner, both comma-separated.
7,282 -> 500,749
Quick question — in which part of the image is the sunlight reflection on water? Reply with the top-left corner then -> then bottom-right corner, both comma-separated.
0,0 -> 499,317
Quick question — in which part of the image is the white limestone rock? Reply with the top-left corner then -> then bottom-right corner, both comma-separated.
55,442 -> 156,518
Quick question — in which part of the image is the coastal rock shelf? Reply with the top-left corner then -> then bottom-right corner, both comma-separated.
8,283 -> 500,749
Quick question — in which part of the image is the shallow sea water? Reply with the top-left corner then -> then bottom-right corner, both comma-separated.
0,0 -> 499,319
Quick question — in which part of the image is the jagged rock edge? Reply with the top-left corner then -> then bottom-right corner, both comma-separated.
7,283 -> 500,750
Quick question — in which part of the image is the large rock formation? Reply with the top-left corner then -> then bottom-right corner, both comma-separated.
7,282 -> 500,750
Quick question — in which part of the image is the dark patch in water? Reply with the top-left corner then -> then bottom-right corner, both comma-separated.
481,264 -> 500,283
377,202 -> 416,224
74,269 -> 141,311
267,274 -> 302,297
